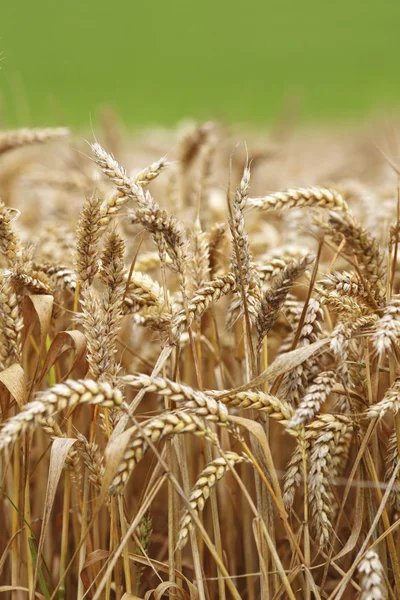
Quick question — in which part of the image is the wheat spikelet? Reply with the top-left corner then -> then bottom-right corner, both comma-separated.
135,511 -> 153,573
372,296 -> 400,356
131,304 -> 172,333
195,132 -> 217,206
121,374 -> 230,424
281,297 -> 324,404
100,233 -> 126,346
284,415 -> 351,511
358,550 -> 387,600
40,417 -> 80,473
132,156 -> 168,187
177,121 -> 214,168
385,430 -> 400,512
330,314 -> 377,383
0,201 -> 23,266
319,290 -> 367,316
256,253 -> 315,352
280,294 -> 304,350
206,389 -> 293,421
318,270 -> 372,300
331,425 -> 353,480
79,234 -> 125,382
37,264 -> 77,293
91,143 -> 151,223
76,433 -> 105,490
255,247 -> 311,284
130,201 -> 190,293
319,210 -> 385,295
0,275 -> 23,367
134,251 -> 171,273
124,271 -> 166,310
11,267 -> 54,295
207,223 -> 227,276
178,451 -> 252,548
308,414 -> 352,547
287,371 -> 336,429
190,220 -> 210,288
109,410 -> 223,494
229,163 -> 261,323
171,273 -> 236,340
283,440 -> 307,508
389,221 -> 400,248
248,186 -> 348,213
367,378 -> 400,419
0,380 -> 124,453
80,287 -> 112,379
74,194 -> 103,284
38,261 -> 167,316
0,127 -> 69,155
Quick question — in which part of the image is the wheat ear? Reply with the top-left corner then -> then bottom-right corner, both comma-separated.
0,380 -> 124,453
248,186 -> 348,212
367,378 -> 400,419
178,451 -> 252,548
171,273 -> 236,340
109,410 -> 224,494
358,550 -> 387,600
0,127 -> 69,155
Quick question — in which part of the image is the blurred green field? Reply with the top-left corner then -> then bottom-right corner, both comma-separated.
1,0 -> 400,128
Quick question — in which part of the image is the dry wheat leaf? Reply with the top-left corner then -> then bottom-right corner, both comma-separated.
144,581 -> 191,600
215,337 -> 330,397
228,414 -> 284,507
0,363 -> 27,410
100,427 -> 137,501
80,550 -> 110,597
121,594 -> 145,600
128,554 -> 198,598
33,438 -> 77,591
0,586 -> 45,599
38,330 -> 86,382
23,294 -> 54,351
334,482 -> 364,560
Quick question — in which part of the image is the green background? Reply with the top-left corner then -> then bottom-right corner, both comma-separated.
1,1 -> 400,128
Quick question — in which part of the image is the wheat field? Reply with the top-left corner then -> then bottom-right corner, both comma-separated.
0,121 -> 399,598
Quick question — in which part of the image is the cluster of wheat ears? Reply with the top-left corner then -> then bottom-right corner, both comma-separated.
0,121 -> 400,599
